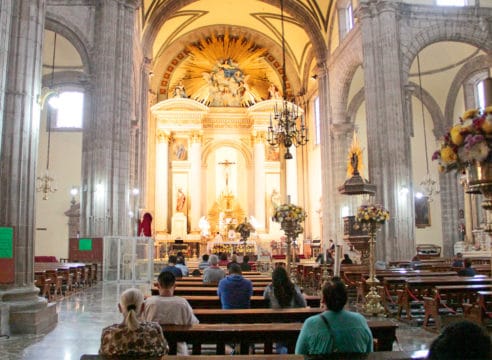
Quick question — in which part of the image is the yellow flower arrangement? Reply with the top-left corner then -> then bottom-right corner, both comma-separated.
433,107 -> 492,172
356,204 -> 390,224
272,203 -> 307,235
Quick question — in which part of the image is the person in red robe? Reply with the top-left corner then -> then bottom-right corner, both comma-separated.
138,212 -> 152,236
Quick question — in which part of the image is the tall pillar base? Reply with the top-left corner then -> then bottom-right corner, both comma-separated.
1,286 -> 58,335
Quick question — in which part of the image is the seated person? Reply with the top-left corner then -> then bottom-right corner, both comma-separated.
451,252 -> 464,268
144,271 -> 199,355
295,277 -> 373,355
316,250 -> 334,265
99,288 -> 168,358
218,252 -> 229,267
457,258 -> 476,276
240,255 -> 251,271
410,254 -> 421,269
426,320 -> 491,359
227,253 -> 239,270
176,256 -> 189,277
218,263 -> 253,309
198,254 -> 210,270
160,255 -> 183,278
341,254 -> 353,264
203,254 -> 226,283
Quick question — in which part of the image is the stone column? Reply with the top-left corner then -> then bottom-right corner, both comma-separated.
286,146 -> 298,204
253,131 -> 266,231
155,130 -> 170,233
81,0 -> 138,237
0,0 -> 58,334
317,64 -> 337,257
189,131 -> 202,233
358,1 -> 414,260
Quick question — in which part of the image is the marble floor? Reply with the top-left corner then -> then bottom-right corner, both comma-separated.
0,282 -> 437,360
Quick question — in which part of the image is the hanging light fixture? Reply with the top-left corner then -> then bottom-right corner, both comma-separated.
36,32 -> 58,200
267,0 -> 308,159
416,54 -> 439,202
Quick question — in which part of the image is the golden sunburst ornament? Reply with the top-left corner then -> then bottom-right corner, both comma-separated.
347,132 -> 364,178
175,32 -> 272,107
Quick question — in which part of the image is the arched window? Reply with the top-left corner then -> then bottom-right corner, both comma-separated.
436,0 -> 467,6
48,89 -> 84,130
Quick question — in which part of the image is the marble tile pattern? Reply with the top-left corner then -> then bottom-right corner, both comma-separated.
0,283 -> 437,360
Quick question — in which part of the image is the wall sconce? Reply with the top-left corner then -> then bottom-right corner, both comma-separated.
399,186 -> 409,197
70,186 -> 79,205
95,183 -> 104,195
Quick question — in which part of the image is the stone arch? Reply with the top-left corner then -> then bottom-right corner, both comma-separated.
329,33 -> 363,124
408,81 -> 445,138
347,87 -> 364,124
201,139 -> 253,168
444,54 -> 492,126
401,21 -> 492,79
44,14 -> 92,75
142,0 -> 327,66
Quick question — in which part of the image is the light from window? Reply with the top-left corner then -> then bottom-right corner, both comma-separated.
55,91 -> 84,128
478,80 -> 485,109
346,4 -> 354,31
314,96 -> 321,145
436,0 -> 466,6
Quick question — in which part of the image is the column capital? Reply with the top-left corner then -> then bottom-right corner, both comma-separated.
251,130 -> 266,145
331,122 -> 354,137
157,130 -> 171,143
190,130 -> 203,144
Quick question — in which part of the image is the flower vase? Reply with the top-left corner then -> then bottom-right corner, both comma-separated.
281,220 -> 297,276
363,221 -> 385,316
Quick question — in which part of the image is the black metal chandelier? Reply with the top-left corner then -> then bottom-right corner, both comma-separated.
267,0 -> 308,159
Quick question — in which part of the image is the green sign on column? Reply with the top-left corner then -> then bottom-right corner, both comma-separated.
79,238 -> 93,251
0,227 -> 13,258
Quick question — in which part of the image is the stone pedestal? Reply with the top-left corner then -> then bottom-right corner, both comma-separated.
172,213 -> 187,239
1,287 -> 58,335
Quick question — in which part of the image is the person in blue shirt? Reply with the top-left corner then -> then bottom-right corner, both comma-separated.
295,277 -> 373,355
160,255 -> 183,278
217,263 -> 252,309
457,258 -> 476,277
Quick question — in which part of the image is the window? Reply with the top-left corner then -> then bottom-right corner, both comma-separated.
49,91 -> 84,129
436,0 -> 467,6
314,96 -> 321,145
477,80 -> 485,109
338,1 -> 354,40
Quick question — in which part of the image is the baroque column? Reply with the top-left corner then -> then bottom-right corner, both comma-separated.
155,130 -> 170,234
358,1 -> 414,260
189,131 -> 202,233
81,0 -> 138,237
0,0 -> 58,334
253,131 -> 266,231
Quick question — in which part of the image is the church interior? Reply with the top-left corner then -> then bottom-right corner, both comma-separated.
1,0 -> 492,359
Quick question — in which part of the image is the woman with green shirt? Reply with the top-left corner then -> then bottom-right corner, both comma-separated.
295,277 -> 373,355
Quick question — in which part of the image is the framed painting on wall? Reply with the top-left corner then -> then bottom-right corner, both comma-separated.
172,138 -> 188,160
415,196 -> 431,228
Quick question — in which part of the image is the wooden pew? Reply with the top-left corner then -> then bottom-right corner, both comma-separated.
396,276 -> 492,320
191,308 -> 397,352
81,350 -> 426,360
176,275 -> 271,281
160,321 -> 397,355
463,290 -> 492,326
422,284 -> 492,330
172,286 -> 266,296
171,295 -> 320,309
175,280 -> 272,287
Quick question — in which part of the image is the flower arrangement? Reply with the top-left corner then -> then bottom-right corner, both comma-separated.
433,107 -> 492,172
272,203 -> 307,232
236,218 -> 255,239
356,204 -> 390,224
211,243 -> 233,254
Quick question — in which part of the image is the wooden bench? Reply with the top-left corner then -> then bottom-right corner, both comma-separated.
80,350 -> 426,359
192,308 -> 397,352
174,295 -> 320,309
175,280 -> 272,287
463,290 -> 492,326
153,286 -> 266,296
396,276 -> 492,320
422,284 -> 492,331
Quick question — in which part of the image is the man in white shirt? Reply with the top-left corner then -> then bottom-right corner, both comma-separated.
143,271 -> 198,355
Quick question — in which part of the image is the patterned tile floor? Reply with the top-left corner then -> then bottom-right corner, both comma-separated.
0,282 -> 437,360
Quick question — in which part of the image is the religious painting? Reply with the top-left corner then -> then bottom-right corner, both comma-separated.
415,196 -> 431,228
266,145 -> 280,161
172,138 -> 188,160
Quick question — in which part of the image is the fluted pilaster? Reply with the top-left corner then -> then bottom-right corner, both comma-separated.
253,131 -> 266,230
189,131 -> 202,233
155,130 -> 170,233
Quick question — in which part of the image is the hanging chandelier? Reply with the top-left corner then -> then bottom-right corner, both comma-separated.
416,54 -> 439,202
267,0 -> 308,159
37,32 -> 58,200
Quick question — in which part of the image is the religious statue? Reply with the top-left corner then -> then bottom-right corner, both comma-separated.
173,80 -> 187,98
268,83 -> 281,99
270,188 -> 280,211
176,188 -> 186,213
137,212 -> 152,236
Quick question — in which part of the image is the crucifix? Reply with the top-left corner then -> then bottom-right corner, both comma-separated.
218,159 -> 236,188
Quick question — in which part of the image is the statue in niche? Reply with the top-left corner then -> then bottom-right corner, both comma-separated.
176,188 -> 186,213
